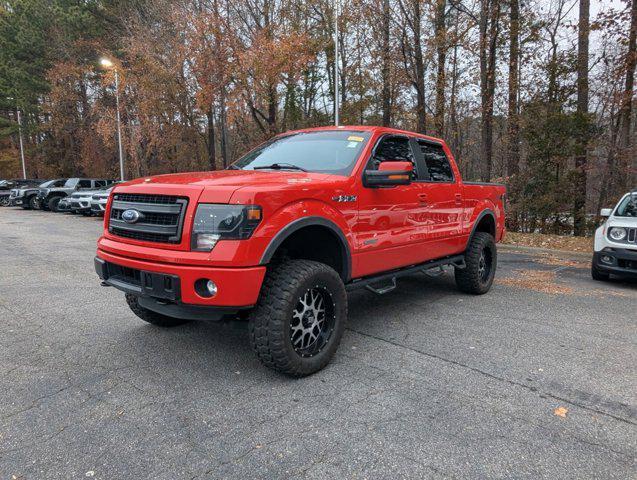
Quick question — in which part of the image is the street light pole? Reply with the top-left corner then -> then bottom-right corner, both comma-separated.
16,109 -> 26,179
334,0 -> 340,127
114,69 -> 125,181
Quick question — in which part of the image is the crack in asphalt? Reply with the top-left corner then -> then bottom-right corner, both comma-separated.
346,327 -> 637,427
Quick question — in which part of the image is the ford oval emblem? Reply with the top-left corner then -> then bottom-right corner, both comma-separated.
121,209 -> 141,224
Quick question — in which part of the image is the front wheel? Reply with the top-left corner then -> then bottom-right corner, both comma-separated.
455,232 -> 497,294
47,196 -> 62,212
248,260 -> 347,377
591,261 -> 610,282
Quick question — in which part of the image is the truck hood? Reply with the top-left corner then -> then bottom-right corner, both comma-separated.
118,170 -> 340,203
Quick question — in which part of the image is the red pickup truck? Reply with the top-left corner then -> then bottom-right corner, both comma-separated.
95,126 -> 506,376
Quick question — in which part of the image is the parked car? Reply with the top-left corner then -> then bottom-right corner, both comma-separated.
56,196 -> 72,213
0,179 -> 41,206
90,186 -> 115,216
592,189 -> 637,281
68,189 -> 104,215
9,179 -> 67,209
94,126 -> 506,376
37,178 -> 115,212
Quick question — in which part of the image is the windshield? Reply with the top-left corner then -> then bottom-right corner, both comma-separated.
231,130 -> 371,176
40,179 -> 66,188
615,194 -> 637,217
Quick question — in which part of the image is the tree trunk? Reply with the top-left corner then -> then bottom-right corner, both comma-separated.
433,0 -> 446,137
619,0 -> 637,189
573,0 -> 589,236
207,106 -> 216,171
381,0 -> 391,126
479,0 -> 499,181
413,0 -> 426,133
507,0 -> 520,177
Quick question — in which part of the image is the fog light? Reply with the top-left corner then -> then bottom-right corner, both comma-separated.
195,278 -> 218,298
206,280 -> 217,296
601,255 -> 613,264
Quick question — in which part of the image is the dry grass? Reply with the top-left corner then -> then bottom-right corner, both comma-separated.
497,270 -> 573,295
503,232 -> 593,253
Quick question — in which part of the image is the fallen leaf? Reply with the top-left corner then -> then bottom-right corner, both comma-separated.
554,406 -> 568,418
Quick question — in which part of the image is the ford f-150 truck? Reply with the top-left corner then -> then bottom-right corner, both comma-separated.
95,126 -> 506,376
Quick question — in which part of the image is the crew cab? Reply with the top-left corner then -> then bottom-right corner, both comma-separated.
37,178 -> 114,211
10,179 -> 66,209
95,126 -> 506,376
592,190 -> 637,280
0,179 -> 41,206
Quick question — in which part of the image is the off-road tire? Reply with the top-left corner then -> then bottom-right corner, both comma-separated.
248,260 -> 347,377
47,196 -> 62,212
591,262 -> 610,282
125,294 -> 190,327
455,232 -> 497,294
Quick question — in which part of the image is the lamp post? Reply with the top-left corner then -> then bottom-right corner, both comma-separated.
16,109 -> 26,179
100,57 -> 125,181
334,0 -> 340,127
7,97 -> 27,179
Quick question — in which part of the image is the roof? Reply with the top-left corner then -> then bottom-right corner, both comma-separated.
282,125 -> 446,145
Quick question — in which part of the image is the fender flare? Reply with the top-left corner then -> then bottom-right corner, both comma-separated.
466,209 -> 496,246
260,216 -> 352,282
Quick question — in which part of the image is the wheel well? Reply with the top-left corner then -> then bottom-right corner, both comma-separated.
269,225 -> 348,280
474,212 -> 496,237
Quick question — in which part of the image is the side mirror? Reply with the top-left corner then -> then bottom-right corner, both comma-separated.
600,208 -> 612,217
364,161 -> 413,188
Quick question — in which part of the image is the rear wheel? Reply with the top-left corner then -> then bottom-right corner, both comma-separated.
0,197 -> 9,207
248,260 -> 347,377
125,294 -> 190,327
455,232 -> 497,294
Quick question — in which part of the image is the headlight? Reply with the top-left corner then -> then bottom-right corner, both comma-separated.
609,227 -> 627,241
191,204 -> 262,251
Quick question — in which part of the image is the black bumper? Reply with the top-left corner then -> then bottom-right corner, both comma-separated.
593,248 -> 637,278
94,257 -> 243,321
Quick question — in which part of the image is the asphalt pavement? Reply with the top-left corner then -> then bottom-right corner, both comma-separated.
0,207 -> 635,479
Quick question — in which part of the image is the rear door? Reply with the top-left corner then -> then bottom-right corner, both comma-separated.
413,139 -> 464,257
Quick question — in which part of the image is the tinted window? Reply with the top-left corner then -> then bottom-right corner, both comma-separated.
418,141 -> 453,182
77,180 -> 92,188
232,130 -> 371,176
370,136 -> 418,179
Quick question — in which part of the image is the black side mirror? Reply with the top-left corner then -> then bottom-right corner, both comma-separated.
363,161 -> 413,188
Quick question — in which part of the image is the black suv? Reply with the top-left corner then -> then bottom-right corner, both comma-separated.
9,179 -> 66,209
0,179 -> 42,206
36,178 -> 115,212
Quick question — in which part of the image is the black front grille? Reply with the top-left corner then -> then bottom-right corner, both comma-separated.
109,193 -> 188,244
107,263 -> 142,285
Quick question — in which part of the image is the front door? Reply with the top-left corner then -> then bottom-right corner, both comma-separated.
354,135 -> 430,278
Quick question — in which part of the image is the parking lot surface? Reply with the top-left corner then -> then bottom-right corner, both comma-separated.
0,208 -> 635,479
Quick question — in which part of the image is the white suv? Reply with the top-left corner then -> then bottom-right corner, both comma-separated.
592,190 -> 637,281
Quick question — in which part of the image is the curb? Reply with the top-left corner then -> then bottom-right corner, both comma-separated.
499,244 -> 592,260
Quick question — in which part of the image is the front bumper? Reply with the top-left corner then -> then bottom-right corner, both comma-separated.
95,249 -> 266,311
593,248 -> 637,278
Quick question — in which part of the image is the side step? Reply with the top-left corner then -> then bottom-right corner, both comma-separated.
346,254 -> 466,294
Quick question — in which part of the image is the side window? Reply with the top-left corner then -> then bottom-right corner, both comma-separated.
418,141 -> 453,182
78,180 -> 92,188
94,181 -> 106,187
370,136 -> 418,179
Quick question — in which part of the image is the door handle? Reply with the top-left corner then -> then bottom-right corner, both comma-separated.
454,193 -> 462,206
418,193 -> 428,204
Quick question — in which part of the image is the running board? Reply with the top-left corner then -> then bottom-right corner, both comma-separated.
346,254 -> 466,293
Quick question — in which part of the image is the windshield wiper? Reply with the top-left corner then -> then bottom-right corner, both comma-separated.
253,163 -> 307,172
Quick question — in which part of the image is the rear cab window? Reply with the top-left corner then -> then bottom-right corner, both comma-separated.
417,140 -> 454,183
